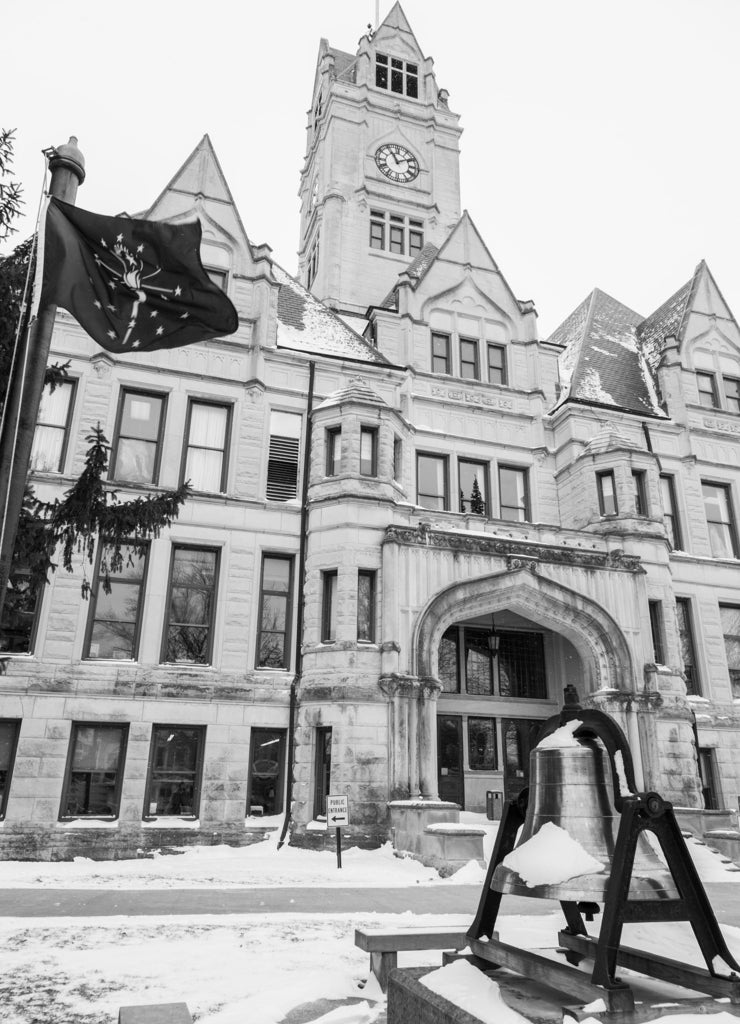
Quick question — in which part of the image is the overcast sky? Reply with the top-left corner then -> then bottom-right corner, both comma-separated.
3,0 -> 739,336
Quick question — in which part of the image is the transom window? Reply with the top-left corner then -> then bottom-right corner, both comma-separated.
438,625 -> 547,699
369,210 -> 423,256
111,389 -> 166,485
375,52 -> 419,98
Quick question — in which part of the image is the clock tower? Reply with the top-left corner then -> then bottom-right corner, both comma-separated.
298,2 -> 462,315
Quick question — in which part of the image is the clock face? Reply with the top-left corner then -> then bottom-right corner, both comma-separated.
375,143 -> 419,183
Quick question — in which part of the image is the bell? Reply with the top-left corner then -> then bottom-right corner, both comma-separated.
492,738 -> 679,901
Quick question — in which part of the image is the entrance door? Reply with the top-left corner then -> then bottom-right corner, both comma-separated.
247,728 -> 286,816
437,715 -> 464,807
502,718 -> 542,802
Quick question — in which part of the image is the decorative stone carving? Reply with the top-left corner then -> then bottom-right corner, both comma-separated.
506,556 -> 538,573
383,525 -> 644,573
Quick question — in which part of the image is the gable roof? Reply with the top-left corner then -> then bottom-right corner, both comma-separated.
273,263 -> 389,364
379,242 -> 439,309
550,288 -> 663,417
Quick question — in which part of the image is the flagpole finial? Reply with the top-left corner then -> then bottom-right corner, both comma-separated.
48,136 -> 86,188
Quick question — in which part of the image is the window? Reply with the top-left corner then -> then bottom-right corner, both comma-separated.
111,390 -> 166,485
0,571 -> 40,654
145,725 -> 205,817
360,427 -> 378,477
438,625 -> 547,698
0,720 -> 20,819
702,481 -> 738,558
698,748 -> 721,810
648,600 -> 665,664
247,728 -> 286,816
676,598 -> 699,695
720,605 -> 740,699
322,570 -> 338,642
30,379 -> 75,473
431,332 -> 451,374
696,372 -> 719,408
499,632 -> 547,699
162,547 -> 219,665
204,267 -> 228,290
85,543 -> 148,661
597,470 -> 618,516
499,466 -> 530,522
369,210 -> 424,256
660,474 -> 682,550
417,453 -> 448,510
459,460 -> 488,515
460,338 -> 480,380
393,437 -> 403,483
487,344 -> 507,385
267,411 -> 302,501
438,627 -> 460,693
724,376 -> 740,414
326,427 -> 341,477
314,726 -> 332,818
257,554 -> 293,669
312,91 -> 323,132
375,52 -> 418,98
307,238 -> 320,288
632,470 -> 648,515
183,400 -> 230,493
465,628 -> 494,695
357,570 -> 376,642
468,717 -> 497,771
60,723 -> 128,819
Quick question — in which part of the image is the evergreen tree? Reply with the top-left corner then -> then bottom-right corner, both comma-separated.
470,475 -> 485,515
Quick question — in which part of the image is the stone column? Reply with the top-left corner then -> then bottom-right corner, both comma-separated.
419,680 -> 441,798
408,690 -> 420,798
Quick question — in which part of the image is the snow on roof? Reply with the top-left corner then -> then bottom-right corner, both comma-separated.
273,263 -> 389,364
636,269 -> 697,372
550,288 -> 664,417
315,378 -> 388,410
379,242 -> 439,309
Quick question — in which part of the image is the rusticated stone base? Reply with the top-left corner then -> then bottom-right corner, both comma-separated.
288,823 -> 384,852
0,823 -> 277,862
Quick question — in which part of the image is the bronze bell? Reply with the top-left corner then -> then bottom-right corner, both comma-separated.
491,737 -> 679,901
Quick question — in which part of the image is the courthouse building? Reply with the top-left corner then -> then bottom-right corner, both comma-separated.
1,3 -> 739,858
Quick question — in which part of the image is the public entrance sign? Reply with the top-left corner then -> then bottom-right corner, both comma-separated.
327,794 -> 349,826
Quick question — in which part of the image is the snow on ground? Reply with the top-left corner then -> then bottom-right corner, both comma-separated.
0,813 -> 733,890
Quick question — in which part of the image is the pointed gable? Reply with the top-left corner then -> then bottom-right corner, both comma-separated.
371,2 -> 425,62
142,135 -> 252,257
636,269 -> 696,372
550,289 -> 663,417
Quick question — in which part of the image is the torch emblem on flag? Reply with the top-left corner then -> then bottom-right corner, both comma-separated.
39,197 -> 239,354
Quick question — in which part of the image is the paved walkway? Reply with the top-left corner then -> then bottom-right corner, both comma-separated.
0,882 -> 738,923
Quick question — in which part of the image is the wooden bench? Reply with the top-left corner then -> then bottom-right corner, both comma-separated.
354,925 -> 469,991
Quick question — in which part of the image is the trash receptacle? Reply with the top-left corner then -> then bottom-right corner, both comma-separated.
486,790 -> 503,820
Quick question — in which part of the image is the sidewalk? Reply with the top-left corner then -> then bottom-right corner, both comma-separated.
0,882 -> 738,922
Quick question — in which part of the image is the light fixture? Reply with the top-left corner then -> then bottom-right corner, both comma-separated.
487,611 -> 501,657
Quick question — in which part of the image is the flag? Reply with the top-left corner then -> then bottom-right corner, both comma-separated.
38,197 -> 238,354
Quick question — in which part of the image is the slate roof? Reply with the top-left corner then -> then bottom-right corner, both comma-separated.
273,263 -> 389,364
328,46 -> 357,83
636,269 -> 697,373
315,379 -> 388,410
380,242 -> 439,309
549,288 -> 664,417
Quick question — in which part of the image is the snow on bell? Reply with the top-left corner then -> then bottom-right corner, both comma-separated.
491,723 -> 679,901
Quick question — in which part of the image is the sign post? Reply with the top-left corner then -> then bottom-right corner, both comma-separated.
326,794 -> 349,869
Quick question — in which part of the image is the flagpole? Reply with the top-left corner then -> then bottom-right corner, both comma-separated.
0,138 -> 85,627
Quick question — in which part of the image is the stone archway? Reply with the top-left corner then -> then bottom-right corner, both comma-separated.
414,566 -> 635,695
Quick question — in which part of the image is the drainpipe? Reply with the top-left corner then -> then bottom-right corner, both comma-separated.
642,422 -> 661,471
278,360 -> 315,849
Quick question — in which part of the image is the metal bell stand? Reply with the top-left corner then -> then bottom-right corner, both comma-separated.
467,690 -> 740,1014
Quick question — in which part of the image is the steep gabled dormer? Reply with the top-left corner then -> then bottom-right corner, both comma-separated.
298,3 -> 462,315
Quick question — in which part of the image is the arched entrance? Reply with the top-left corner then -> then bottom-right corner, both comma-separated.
414,567 -> 636,811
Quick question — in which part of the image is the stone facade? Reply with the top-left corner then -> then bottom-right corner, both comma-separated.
1,3 -> 739,859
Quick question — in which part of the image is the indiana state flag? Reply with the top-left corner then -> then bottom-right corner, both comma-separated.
38,197 -> 238,354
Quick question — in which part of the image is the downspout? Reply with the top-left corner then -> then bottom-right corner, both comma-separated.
278,360 -> 315,849
642,422 -> 661,471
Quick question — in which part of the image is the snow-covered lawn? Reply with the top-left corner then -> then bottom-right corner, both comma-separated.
0,818 -> 737,1023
